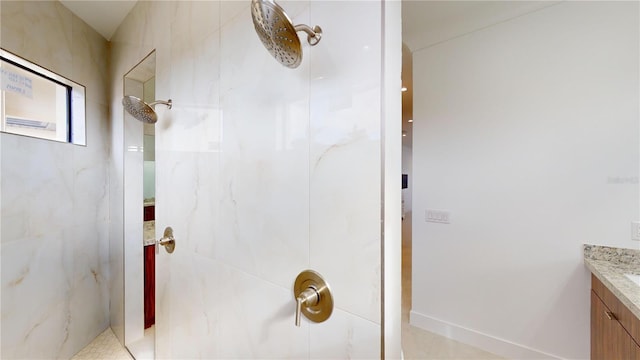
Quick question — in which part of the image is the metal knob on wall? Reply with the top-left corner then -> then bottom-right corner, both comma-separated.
293,270 -> 333,326
157,226 -> 176,254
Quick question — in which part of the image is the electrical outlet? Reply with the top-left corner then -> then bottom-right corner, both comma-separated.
425,209 -> 450,224
632,221 -> 640,241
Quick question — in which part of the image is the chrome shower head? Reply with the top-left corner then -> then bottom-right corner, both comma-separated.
122,95 -> 172,124
251,0 -> 322,69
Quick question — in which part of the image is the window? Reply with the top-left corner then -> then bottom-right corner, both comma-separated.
0,49 -> 85,145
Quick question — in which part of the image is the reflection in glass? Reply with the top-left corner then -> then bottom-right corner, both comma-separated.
123,51 -> 156,359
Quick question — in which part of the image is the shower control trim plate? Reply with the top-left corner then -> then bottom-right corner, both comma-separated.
293,270 -> 333,326
157,226 -> 176,254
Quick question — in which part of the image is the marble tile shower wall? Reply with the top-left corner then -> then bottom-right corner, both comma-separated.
111,1 -> 382,358
0,1 -> 111,359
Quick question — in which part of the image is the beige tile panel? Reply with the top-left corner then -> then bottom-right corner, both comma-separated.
71,328 -> 132,360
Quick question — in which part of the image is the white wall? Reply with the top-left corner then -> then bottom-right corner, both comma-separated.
0,1 -> 111,358
411,2 -> 639,359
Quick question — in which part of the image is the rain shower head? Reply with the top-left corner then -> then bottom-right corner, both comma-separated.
251,0 -> 322,69
122,95 -> 172,124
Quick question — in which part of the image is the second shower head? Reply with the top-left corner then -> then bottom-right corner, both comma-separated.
122,95 -> 172,124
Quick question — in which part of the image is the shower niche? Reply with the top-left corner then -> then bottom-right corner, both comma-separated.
123,51 -> 157,359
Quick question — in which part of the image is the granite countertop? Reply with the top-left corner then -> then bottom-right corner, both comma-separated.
144,220 -> 155,246
584,244 -> 640,320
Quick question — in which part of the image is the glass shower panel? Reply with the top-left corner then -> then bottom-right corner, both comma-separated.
123,51 -> 157,359
308,2 -> 383,357
138,1 -> 385,358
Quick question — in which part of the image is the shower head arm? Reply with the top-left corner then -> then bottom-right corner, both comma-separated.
148,99 -> 173,109
294,24 -> 322,46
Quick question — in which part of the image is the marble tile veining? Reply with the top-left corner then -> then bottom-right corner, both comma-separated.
309,0 -> 382,327
584,244 -> 640,319
1,2 -> 111,358
112,0 -> 386,358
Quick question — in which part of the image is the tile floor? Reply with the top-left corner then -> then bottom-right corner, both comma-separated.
73,212 -> 499,360
70,328 -> 132,360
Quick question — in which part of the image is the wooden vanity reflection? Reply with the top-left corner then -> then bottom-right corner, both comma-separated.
144,204 -> 155,329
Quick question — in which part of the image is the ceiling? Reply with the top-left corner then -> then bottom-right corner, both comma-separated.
60,1 -> 562,50
402,1 -> 561,52
60,0 -> 137,40
400,1 -> 561,147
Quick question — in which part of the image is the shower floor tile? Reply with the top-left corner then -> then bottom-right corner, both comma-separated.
127,326 -> 155,359
71,328 -> 132,360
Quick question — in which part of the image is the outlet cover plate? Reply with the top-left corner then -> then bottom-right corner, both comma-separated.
632,221 -> 640,241
426,209 -> 450,224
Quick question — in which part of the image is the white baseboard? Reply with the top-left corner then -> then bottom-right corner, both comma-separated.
409,310 -> 562,360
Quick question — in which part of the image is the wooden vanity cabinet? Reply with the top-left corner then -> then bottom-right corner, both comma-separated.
144,245 -> 155,328
633,342 -> 640,360
143,204 -> 155,328
144,205 -> 155,221
591,275 -> 640,360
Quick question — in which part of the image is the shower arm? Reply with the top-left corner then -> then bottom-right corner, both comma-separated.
148,99 -> 173,109
294,24 -> 322,46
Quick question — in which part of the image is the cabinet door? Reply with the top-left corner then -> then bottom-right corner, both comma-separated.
592,291 -> 631,359
144,245 -> 155,329
631,340 -> 640,360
